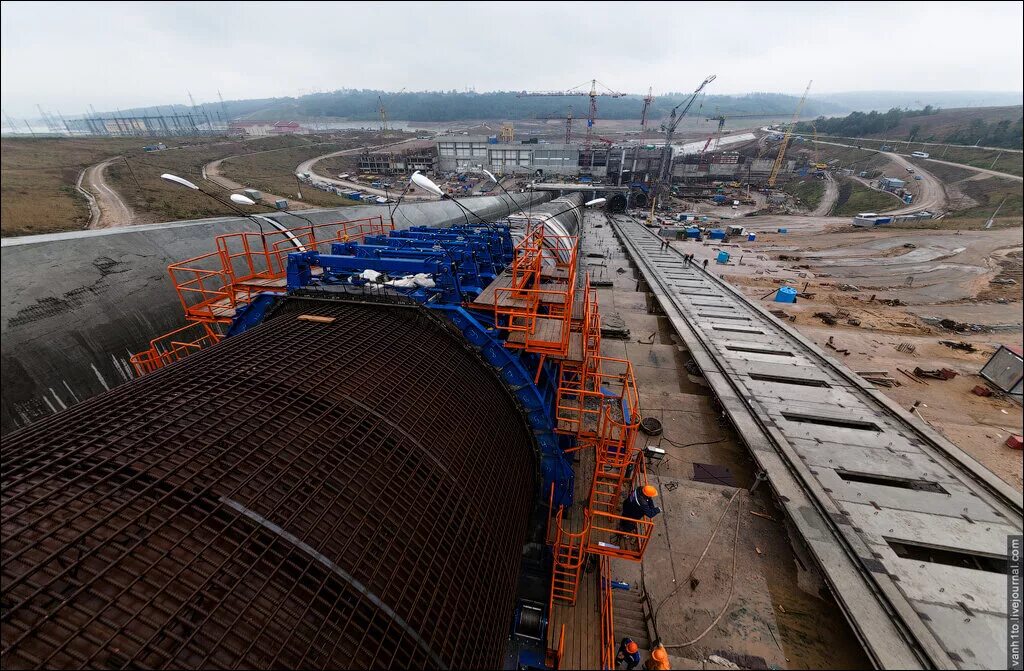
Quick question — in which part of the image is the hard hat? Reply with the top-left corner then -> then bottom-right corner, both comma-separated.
652,646 -> 668,661
626,641 -> 639,654
642,485 -> 658,498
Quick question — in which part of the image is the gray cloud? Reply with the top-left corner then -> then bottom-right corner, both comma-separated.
1,0 -> 1021,118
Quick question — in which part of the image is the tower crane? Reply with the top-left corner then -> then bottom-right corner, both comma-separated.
703,113 -> 774,152
640,86 -> 655,133
648,74 -> 716,221
378,96 -> 388,132
767,80 -> 812,187
517,79 -> 624,171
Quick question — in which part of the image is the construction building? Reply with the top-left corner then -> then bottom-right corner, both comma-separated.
64,113 -> 210,136
357,148 -> 437,175
436,135 -> 794,185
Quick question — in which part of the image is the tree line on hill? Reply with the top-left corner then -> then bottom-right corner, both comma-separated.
215,90 -> 843,123
796,106 -> 1022,149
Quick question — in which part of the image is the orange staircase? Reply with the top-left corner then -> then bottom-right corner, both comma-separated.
549,506 -> 590,607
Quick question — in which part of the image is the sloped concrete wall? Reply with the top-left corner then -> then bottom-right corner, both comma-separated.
0,192 -> 550,433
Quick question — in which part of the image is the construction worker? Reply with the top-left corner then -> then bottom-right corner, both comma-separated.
620,485 -> 661,535
644,643 -> 671,670
616,637 -> 641,670
702,258 -> 709,270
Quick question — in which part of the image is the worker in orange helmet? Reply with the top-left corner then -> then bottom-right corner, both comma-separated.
619,484 -> 661,537
644,643 -> 670,670
615,637 -> 641,669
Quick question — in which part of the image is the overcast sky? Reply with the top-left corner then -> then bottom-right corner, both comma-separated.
2,1 -> 1022,118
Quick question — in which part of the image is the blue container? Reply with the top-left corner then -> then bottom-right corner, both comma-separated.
709,229 -> 726,240
685,227 -> 700,238
777,228 -> 788,234
775,286 -> 797,303
712,195 -> 726,203
747,233 -> 757,241
716,251 -> 730,264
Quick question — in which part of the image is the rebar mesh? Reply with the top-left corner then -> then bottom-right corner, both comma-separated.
2,297 -> 537,670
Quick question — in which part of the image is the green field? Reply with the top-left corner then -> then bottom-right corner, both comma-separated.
1,136 -> 160,236
833,177 -> 901,216
781,178 -> 826,211
104,135 -> 318,224
819,136 -> 1022,177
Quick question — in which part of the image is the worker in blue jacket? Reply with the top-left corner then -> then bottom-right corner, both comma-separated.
616,637 -> 641,669
620,485 -> 660,534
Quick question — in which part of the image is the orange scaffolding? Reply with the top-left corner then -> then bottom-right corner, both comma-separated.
599,556 -> 616,671
133,216 -> 390,373
128,321 -> 223,376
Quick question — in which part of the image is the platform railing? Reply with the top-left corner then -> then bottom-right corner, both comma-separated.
167,252 -> 236,322
587,455 -> 654,561
599,556 -> 616,671
129,321 -> 222,376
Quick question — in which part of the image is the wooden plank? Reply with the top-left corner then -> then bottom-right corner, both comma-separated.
297,314 -> 336,324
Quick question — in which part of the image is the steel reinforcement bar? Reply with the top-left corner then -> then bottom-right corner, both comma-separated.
610,213 -> 1022,670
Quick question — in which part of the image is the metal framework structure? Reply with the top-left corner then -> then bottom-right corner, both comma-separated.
767,80 -> 813,187
1,297 -> 538,669
517,80 -> 624,172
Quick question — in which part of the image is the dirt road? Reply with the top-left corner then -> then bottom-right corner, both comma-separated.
82,157 -> 134,228
203,156 -> 312,209
921,156 -> 1022,182
810,173 -> 839,216
816,139 -> 947,213
296,138 -> 437,200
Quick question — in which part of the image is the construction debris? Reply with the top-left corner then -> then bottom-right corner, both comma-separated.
297,314 -> 337,324
913,367 -> 958,380
879,298 -> 905,306
972,385 -> 993,397
858,370 -> 901,387
814,311 -> 837,325
1007,435 -> 1023,451
939,340 -> 977,353
898,368 -> 928,385
825,336 -> 849,355
837,283 -> 860,292
601,313 -> 630,339
895,342 -> 916,354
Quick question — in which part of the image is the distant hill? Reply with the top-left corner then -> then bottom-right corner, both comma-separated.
811,90 -> 1023,113
101,90 -> 846,124
796,105 -> 1023,149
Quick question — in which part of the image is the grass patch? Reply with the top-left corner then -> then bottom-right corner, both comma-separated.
833,177 -> 901,216
781,178 -> 825,210
888,216 -> 1022,230
820,136 -> 1022,177
1,136 -> 158,236
219,131 -> 401,208
104,135 -> 318,224
945,177 -> 1023,220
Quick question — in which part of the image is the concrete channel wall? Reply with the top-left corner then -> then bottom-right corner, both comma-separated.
0,192 -> 551,434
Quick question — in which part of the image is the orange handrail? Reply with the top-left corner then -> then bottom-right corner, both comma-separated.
129,321 -> 222,376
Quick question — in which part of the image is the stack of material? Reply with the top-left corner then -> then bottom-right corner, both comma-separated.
856,370 -> 901,387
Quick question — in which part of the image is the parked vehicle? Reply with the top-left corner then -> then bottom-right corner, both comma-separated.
911,151 -> 930,159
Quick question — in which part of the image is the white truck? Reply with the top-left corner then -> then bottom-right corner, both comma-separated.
911,151 -> 930,159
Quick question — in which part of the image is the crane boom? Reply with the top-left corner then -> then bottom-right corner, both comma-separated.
767,80 -> 812,187
646,74 -> 716,221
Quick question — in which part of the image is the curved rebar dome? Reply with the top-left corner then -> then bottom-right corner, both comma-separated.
1,297 -> 538,670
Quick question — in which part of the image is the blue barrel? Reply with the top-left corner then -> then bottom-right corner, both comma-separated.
777,228 -> 788,234
716,251 -> 730,264
774,286 -> 797,303
747,233 -> 756,242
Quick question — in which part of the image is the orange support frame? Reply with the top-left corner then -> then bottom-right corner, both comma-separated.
550,506 -> 590,607
167,216 -> 391,324
599,556 -> 616,671
587,455 -> 655,561
495,220 -> 579,358
129,321 -> 222,376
